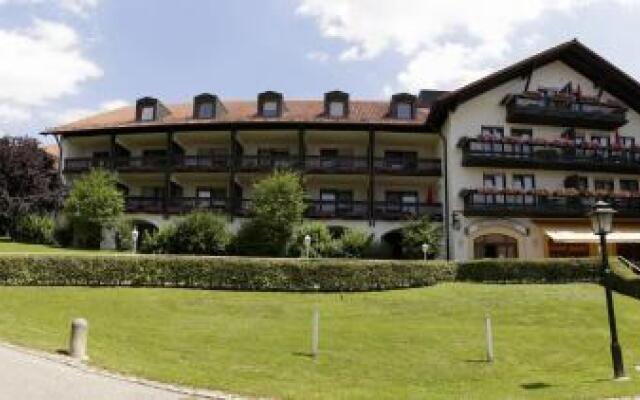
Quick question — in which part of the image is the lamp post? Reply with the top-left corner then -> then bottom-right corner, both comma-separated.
304,234 -> 312,259
590,200 -> 626,379
131,227 -> 139,254
421,243 -> 430,261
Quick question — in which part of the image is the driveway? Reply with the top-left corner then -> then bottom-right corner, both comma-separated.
0,343 -> 245,400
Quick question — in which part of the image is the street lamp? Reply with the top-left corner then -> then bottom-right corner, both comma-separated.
590,200 -> 625,379
304,234 -> 312,258
421,243 -> 430,261
131,227 -> 139,254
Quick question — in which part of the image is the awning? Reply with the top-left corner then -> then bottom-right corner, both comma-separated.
544,227 -> 640,243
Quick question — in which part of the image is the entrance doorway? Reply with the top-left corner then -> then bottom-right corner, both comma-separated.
473,234 -> 518,259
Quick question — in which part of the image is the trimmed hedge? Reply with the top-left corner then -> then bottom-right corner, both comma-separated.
0,255 -> 616,291
0,255 -> 455,292
609,258 -> 640,300
457,258 -> 600,283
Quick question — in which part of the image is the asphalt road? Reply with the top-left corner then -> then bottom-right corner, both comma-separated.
0,344 -> 233,400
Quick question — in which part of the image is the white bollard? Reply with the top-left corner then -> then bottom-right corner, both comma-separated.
69,318 -> 89,361
485,314 -> 494,363
311,306 -> 320,360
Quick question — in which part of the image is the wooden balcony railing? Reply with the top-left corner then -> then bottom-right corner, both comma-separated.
63,157 -> 110,172
373,201 -> 442,220
305,200 -> 369,219
459,137 -> 640,173
373,157 -> 441,176
166,197 -> 228,214
125,196 -> 164,213
462,189 -> 640,218
235,155 -> 300,172
304,156 -> 369,174
115,156 -> 167,171
172,155 -> 229,172
505,93 -> 627,129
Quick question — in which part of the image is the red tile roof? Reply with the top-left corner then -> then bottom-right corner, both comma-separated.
46,100 -> 430,134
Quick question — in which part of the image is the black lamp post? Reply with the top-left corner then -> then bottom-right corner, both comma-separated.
590,200 -> 625,379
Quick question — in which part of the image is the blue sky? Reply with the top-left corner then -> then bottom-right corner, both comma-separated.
1,0 -> 640,142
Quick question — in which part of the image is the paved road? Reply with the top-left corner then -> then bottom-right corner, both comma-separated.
0,343 -> 237,400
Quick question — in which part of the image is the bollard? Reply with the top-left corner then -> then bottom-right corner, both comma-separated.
69,318 -> 89,361
311,306 -> 319,360
485,314 -> 494,363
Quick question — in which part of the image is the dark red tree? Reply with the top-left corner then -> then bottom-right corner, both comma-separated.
0,137 -> 64,232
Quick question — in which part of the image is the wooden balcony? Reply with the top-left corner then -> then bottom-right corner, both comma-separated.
373,201 -> 442,221
63,157 -> 110,172
373,157 -> 441,176
504,93 -> 627,129
235,155 -> 300,172
459,137 -> 640,173
115,156 -> 167,172
462,189 -> 640,218
304,156 -> 368,174
166,197 -> 228,214
125,196 -> 164,213
172,155 -> 229,172
305,200 -> 369,219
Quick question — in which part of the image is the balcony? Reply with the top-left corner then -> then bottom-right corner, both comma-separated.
458,137 -> 640,173
305,200 -> 369,219
373,201 -> 442,220
462,189 -> 640,218
115,156 -> 167,172
166,197 -> 228,214
504,93 -> 627,129
374,157 -> 441,176
63,157 -> 110,172
305,156 -> 368,174
172,155 -> 229,172
235,155 -> 300,172
125,196 -> 164,213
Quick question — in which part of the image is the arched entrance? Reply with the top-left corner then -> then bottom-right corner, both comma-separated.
473,234 -> 518,259
381,229 -> 403,259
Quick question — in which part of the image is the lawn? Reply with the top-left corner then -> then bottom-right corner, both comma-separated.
0,238 -> 120,255
0,284 -> 639,399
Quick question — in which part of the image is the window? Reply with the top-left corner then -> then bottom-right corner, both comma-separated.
483,173 -> 505,189
480,126 -> 504,152
262,101 -> 278,117
197,102 -> 214,119
320,148 -> 339,168
481,126 -> 504,137
329,101 -> 345,118
385,191 -> 418,214
576,176 -> 589,191
320,190 -> 353,214
510,128 -> 533,154
512,174 -> 535,204
196,187 -> 226,208
140,105 -> 155,121
620,179 -> 639,192
258,148 -> 289,168
384,151 -> 417,170
620,136 -> 635,148
591,135 -> 610,158
474,234 -> 518,259
594,179 -> 614,192
396,102 -> 413,119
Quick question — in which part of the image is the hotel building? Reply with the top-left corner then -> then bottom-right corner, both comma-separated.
43,40 -> 640,261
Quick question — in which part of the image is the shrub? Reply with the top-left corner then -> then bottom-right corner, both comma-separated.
289,222 -> 336,258
241,171 -> 306,256
115,219 -> 133,251
140,212 -> 230,255
456,258 -> 600,283
0,255 -> 456,292
53,220 -> 73,247
13,214 -> 55,245
336,228 -> 373,258
401,218 -> 442,259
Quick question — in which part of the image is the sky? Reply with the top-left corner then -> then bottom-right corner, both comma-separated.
1,0 -> 640,143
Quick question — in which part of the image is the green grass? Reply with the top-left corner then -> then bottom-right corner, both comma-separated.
0,284 -> 639,399
0,238 -> 120,255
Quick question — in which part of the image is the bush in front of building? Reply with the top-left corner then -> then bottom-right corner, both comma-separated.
334,228 -> 373,258
13,214 -> 55,245
289,222 -> 337,258
400,217 -> 442,259
140,211 -> 231,255
456,258 -> 600,283
0,255 -> 456,291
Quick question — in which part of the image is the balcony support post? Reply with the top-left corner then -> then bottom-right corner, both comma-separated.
298,127 -> 306,170
368,129 -> 376,226
163,131 -> 173,218
109,134 -> 116,170
228,129 -> 238,221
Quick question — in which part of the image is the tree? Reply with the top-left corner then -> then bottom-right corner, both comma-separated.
0,136 -> 63,234
401,217 -> 442,259
64,169 -> 124,248
234,171 -> 305,256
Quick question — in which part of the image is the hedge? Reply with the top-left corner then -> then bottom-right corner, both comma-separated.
456,258 -> 600,284
609,258 -> 640,300
0,255 -> 617,291
0,255 -> 455,292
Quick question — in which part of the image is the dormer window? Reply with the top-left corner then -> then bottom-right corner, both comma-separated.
257,91 -> 284,118
390,93 -> 417,120
324,90 -> 349,118
140,105 -> 155,121
193,93 -> 223,119
135,97 -> 166,122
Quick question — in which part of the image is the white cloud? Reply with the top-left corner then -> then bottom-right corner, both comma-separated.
55,99 -> 128,124
0,0 -> 100,16
0,19 -> 102,123
296,0 -> 638,91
